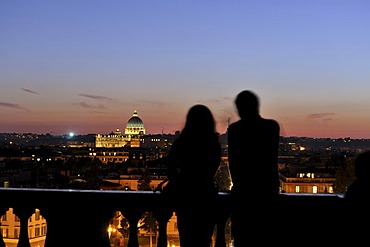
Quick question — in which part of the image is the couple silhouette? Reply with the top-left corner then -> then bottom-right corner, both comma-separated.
165,90 -> 280,247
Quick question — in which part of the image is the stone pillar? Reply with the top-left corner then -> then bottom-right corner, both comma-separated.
13,207 -> 34,247
121,208 -> 143,247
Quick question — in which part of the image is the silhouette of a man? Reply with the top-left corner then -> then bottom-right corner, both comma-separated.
345,151 -> 370,203
344,151 -> 370,243
227,90 -> 280,246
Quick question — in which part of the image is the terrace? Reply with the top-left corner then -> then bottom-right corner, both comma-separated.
0,188 -> 350,247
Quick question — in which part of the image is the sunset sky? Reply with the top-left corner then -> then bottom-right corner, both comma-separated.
1,1 -> 370,138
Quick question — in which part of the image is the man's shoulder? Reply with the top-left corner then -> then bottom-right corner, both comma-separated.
228,121 -> 239,127
227,121 -> 242,131
262,118 -> 280,128
228,118 -> 279,128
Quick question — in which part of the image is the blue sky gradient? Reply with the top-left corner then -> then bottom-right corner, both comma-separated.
1,1 -> 370,138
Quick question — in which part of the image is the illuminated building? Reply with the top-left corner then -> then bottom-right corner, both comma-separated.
279,166 -> 336,193
124,110 -> 146,136
95,110 -> 145,148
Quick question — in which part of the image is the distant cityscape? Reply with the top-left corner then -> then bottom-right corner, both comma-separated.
2,114 -> 370,193
1,132 -> 370,188
1,131 -> 370,151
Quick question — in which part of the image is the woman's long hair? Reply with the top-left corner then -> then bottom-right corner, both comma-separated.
180,104 -> 217,138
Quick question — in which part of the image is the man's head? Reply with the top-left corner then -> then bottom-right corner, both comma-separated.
235,90 -> 260,119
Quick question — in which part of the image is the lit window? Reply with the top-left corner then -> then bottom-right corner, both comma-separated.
28,226 -> 33,238
2,228 -> 8,238
312,186 -> 317,193
41,224 -> 47,235
35,225 -> 40,237
295,186 -> 300,193
329,186 -> 334,193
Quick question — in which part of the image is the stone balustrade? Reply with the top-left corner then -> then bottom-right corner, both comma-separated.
0,188 -> 347,247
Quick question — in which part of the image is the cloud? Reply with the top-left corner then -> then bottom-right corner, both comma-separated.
200,96 -> 233,104
139,99 -> 166,107
307,113 -> 335,121
0,102 -> 29,111
78,102 -> 106,110
78,94 -> 117,102
21,88 -> 39,94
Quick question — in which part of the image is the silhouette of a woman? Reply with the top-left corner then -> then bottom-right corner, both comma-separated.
165,104 -> 221,247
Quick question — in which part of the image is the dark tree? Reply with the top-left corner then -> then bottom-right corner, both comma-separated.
214,160 -> 232,192
139,211 -> 158,238
334,158 -> 355,193
137,168 -> 152,191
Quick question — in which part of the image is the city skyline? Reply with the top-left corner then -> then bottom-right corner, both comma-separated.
1,1 -> 370,138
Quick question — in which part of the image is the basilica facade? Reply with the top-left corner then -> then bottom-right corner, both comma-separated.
95,110 -> 146,148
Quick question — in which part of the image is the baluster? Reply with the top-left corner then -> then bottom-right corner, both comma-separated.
41,206 -> 76,247
153,207 -> 173,247
214,220 -> 228,247
41,204 -> 113,247
90,207 -> 114,247
13,207 -> 34,247
121,208 -> 143,247
214,192 -> 231,247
